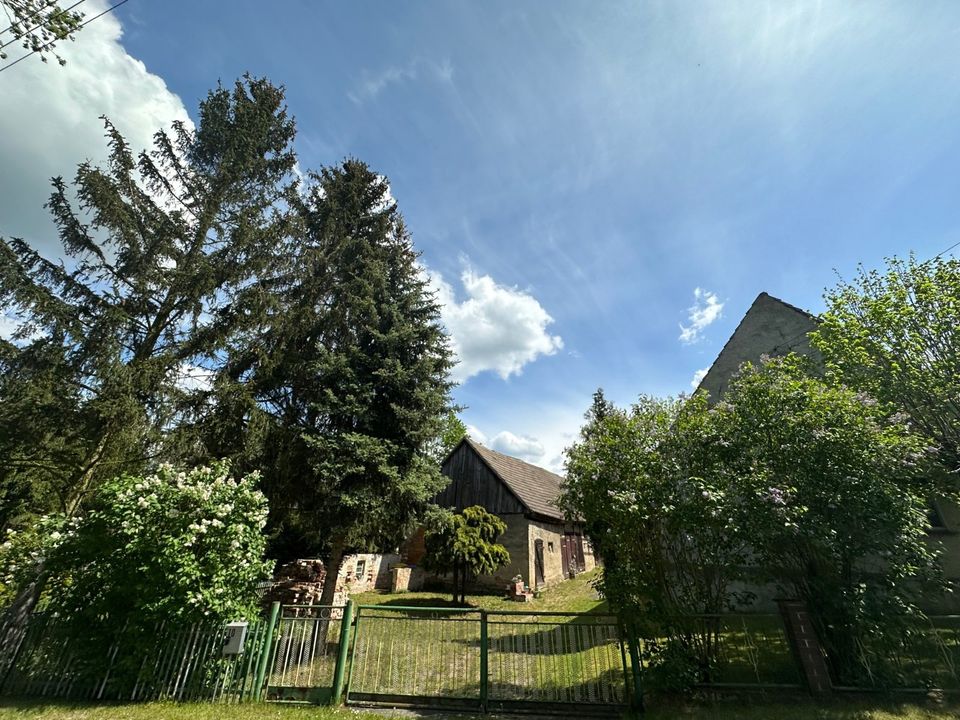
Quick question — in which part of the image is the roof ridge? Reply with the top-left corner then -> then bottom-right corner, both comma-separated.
465,437 -> 564,480
694,291 -> 819,394
757,291 -> 818,321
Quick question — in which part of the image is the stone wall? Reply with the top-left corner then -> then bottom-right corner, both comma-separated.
527,519 -> 566,587
476,512 -> 530,590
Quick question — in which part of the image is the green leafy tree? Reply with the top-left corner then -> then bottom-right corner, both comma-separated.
719,356 -> 948,683
814,254 -> 960,473
424,410 -> 467,467
422,505 -> 510,604
563,391 -> 754,687
217,160 -> 455,608
0,76 -> 297,531
0,0 -> 83,65
0,462 -> 271,686
564,357 -> 949,687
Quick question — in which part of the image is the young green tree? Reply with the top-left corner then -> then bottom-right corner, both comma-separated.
219,160 -> 455,607
0,76 -> 298,530
422,505 -> 510,604
814,255 -> 960,473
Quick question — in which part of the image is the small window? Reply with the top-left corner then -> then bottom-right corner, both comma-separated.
547,542 -> 554,552
355,559 -> 366,578
927,500 -> 948,530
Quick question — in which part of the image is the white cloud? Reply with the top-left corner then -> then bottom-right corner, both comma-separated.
690,367 -> 709,390
429,267 -> 563,383
0,0 -> 190,256
679,288 -> 724,344
0,313 -> 18,341
465,424 -> 488,445
349,58 -> 455,105
488,431 -> 545,464
175,363 -> 215,393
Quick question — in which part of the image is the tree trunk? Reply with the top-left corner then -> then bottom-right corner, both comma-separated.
0,572 -> 46,686
451,561 -> 459,604
312,536 -> 346,655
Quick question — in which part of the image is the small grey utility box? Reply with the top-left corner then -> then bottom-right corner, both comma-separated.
222,621 -> 248,655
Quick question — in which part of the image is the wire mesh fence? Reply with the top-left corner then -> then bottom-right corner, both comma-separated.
696,613 -> 802,687
0,613 -> 269,702
347,606 -> 483,703
343,605 -> 634,711
265,605 -> 344,702
486,611 -> 629,706
842,615 -> 960,690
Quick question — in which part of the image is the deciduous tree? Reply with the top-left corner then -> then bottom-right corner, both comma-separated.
814,254 -> 960,474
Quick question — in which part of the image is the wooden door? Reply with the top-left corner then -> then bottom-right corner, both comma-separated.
534,539 -> 545,587
560,535 -> 571,577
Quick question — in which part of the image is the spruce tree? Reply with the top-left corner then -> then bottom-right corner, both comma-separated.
222,160 -> 455,606
0,76 -> 298,527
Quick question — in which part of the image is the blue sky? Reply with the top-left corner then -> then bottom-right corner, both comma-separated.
3,1 -> 960,471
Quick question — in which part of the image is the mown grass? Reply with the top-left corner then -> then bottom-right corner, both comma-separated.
0,697 -> 959,720
352,568 -> 607,614
0,700 -> 367,720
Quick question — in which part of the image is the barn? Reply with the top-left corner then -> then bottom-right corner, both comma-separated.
426,437 -> 595,590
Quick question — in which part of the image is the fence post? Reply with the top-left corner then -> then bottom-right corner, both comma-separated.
625,621 -> 644,713
253,601 -> 280,702
331,601 -> 354,705
479,610 -> 488,712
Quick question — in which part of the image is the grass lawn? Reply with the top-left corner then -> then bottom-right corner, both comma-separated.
0,697 -> 959,720
351,568 -> 608,614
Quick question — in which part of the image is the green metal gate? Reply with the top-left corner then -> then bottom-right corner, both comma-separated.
343,604 -> 639,713
263,604 -> 347,704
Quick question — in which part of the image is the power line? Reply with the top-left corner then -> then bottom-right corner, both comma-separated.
0,0 -> 86,39
0,0 -> 125,73
933,238 -> 960,261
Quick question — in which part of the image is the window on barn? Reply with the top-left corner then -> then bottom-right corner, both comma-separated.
548,542 -> 554,552
355,559 -> 366,578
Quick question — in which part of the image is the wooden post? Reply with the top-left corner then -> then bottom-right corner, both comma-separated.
253,601 -> 280,702
331,600 -> 354,705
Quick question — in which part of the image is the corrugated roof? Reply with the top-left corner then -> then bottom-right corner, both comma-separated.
464,438 -> 566,521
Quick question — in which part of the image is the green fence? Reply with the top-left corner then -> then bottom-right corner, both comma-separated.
487,611 -> 631,708
841,616 -> 960,691
688,613 -> 803,688
265,605 -> 346,703
0,613 -> 272,702
344,605 -> 637,713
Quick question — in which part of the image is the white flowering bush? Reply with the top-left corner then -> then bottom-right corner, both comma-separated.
0,462 -> 271,675
0,515 -> 70,607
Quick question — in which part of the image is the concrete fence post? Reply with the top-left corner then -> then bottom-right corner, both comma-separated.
777,599 -> 832,696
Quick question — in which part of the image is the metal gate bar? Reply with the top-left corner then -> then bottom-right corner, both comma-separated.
343,604 -> 636,714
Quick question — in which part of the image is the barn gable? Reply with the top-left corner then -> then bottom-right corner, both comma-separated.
696,292 -> 820,401
437,438 -> 565,521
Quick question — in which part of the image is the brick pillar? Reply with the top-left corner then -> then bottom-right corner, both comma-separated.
777,599 -> 832,696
